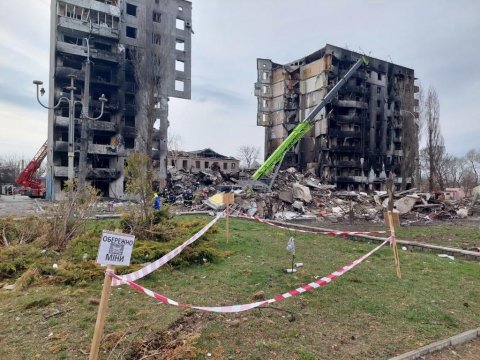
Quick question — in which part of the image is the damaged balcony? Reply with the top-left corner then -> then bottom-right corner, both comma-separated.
334,160 -> 362,167
60,0 -> 120,16
56,41 -> 119,63
88,143 -> 118,155
54,116 -> 117,132
333,114 -> 363,124
87,168 -> 118,180
334,99 -> 368,109
57,17 -> 119,39
54,141 -> 80,152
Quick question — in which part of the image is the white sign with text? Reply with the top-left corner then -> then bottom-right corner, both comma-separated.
96,231 -> 135,266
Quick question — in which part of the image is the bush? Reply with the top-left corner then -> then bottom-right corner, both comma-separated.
0,216 -> 49,247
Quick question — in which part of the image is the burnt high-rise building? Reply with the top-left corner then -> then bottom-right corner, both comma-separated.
255,44 -> 419,190
46,0 -> 192,199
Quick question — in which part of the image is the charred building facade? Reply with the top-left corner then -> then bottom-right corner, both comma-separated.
46,0 -> 191,199
255,44 -> 418,190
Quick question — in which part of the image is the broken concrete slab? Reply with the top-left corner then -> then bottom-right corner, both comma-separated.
278,190 -> 294,204
292,183 -> 312,203
292,200 -> 305,212
203,193 -> 226,211
394,195 -> 418,215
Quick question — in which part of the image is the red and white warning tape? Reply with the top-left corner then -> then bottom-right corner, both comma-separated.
112,215 -> 221,286
107,240 -> 388,313
238,213 -> 387,236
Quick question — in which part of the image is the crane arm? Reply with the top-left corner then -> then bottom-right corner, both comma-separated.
252,56 -> 369,180
16,141 -> 47,188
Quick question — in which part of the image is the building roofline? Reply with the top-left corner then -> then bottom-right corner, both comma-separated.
274,43 -> 414,73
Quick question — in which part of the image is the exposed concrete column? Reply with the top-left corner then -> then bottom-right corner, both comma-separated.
158,96 -> 169,190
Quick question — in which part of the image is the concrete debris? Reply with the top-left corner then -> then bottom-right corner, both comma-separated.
456,208 -> 468,219
292,200 -> 305,212
278,190 -> 294,204
292,183 -> 312,203
162,166 -> 479,226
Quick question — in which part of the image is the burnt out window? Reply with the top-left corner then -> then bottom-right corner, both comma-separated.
126,3 -> 137,16
153,11 -> 161,23
126,26 -> 137,39
152,33 -> 161,45
124,137 -> 134,149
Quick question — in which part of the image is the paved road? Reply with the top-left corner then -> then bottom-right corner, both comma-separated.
0,195 -> 49,217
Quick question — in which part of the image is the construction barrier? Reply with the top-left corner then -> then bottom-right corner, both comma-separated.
237,213 -> 387,236
107,240 -> 389,313
112,215 -> 221,286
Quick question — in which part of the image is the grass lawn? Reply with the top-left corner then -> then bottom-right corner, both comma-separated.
396,222 -> 480,249
0,216 -> 479,359
313,218 -> 480,250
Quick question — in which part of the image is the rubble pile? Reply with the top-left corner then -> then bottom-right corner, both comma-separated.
165,167 -> 480,225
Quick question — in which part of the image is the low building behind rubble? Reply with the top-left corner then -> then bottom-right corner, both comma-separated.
167,148 -> 239,174
255,44 -> 419,191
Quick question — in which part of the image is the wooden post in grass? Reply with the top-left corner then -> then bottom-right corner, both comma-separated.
386,175 -> 401,279
223,193 -> 234,243
90,228 -> 135,360
89,264 -> 114,360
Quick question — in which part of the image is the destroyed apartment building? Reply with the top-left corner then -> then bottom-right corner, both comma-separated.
168,148 -> 240,174
255,44 -> 419,191
46,0 -> 192,199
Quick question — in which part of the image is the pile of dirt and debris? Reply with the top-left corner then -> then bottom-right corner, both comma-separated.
163,166 -> 480,226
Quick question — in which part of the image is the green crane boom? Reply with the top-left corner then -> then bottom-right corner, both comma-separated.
252,56 -> 369,181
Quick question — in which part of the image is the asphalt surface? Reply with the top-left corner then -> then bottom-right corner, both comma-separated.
0,195 -> 49,217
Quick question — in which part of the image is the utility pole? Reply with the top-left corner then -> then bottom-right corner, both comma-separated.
79,38 -> 91,188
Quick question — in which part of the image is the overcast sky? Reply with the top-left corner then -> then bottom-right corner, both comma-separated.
1,0 -> 479,162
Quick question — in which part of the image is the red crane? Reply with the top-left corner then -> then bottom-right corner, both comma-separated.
16,141 -> 47,198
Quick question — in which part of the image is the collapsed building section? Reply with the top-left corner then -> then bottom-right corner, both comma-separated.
47,0 -> 192,199
255,44 -> 419,191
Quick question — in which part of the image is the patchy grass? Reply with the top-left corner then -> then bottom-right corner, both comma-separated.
314,218 -> 480,250
0,216 -> 479,360
396,222 -> 480,249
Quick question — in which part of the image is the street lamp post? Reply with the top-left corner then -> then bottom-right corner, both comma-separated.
401,109 -> 421,190
33,79 -> 107,181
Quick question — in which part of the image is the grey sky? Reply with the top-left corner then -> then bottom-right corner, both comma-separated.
1,0 -> 479,161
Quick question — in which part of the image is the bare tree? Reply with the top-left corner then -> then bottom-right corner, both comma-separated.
131,48 -> 165,163
129,27 -> 170,192
0,155 -> 23,184
465,149 -> 480,186
47,179 -> 99,249
238,145 -> 260,169
424,87 -> 444,191
167,132 -> 183,168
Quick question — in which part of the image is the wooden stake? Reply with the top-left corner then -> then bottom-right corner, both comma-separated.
89,264 -> 114,360
387,210 -> 401,279
226,205 -> 230,243
89,227 -> 122,360
386,175 -> 401,279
